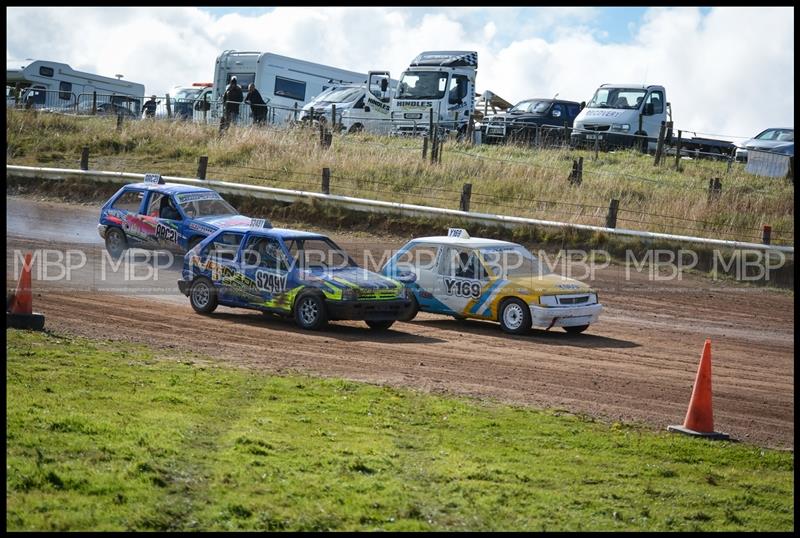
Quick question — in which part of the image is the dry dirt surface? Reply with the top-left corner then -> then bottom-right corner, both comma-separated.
6,196 -> 795,450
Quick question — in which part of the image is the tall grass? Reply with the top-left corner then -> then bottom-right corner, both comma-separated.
6,110 -> 794,245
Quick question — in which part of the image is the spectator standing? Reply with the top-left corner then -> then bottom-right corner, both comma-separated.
245,83 -> 267,124
143,95 -> 159,118
223,76 -> 243,124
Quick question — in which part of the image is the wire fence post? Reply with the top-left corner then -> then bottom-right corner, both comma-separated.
594,133 -> 599,160
293,102 -> 298,123
202,94 -> 208,123
309,107 -> 315,129
331,104 -> 336,132
322,167 -> 330,194
674,130 -> 682,170
80,146 -> 89,171
422,137 -> 428,160
762,225 -> 772,245
460,183 -> 472,212
606,198 -> 619,229
116,113 -> 123,131
563,121 -> 569,147
428,107 -> 434,156
166,93 -> 172,119
91,91 -> 97,115
197,156 -> 208,180
654,121 -> 667,165
707,177 -> 722,202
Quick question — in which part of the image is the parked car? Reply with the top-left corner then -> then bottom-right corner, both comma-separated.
483,98 -> 582,145
735,128 -> 794,162
96,101 -> 138,118
178,223 -> 414,331
380,228 -> 603,334
97,174 -> 252,258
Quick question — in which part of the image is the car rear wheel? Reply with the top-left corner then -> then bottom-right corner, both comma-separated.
499,298 -> 531,335
294,292 -> 328,330
564,324 -> 589,334
105,227 -> 128,259
365,320 -> 394,331
190,277 -> 218,314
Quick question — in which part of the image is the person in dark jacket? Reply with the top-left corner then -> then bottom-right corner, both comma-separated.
142,95 -> 159,118
245,83 -> 267,124
222,76 -> 243,124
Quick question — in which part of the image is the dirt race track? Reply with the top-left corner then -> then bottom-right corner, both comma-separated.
6,196 -> 795,449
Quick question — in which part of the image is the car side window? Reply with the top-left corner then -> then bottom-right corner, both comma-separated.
242,235 -> 288,271
111,190 -> 144,212
567,104 -> 580,117
205,232 -> 244,262
438,248 -> 485,280
146,192 -> 164,217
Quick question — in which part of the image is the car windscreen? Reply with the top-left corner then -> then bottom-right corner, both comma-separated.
396,71 -> 448,100
173,88 -> 202,100
510,100 -> 549,114
755,129 -> 794,142
479,245 -> 549,278
283,237 -> 357,271
587,88 -> 647,110
178,194 -> 238,218
319,87 -> 362,104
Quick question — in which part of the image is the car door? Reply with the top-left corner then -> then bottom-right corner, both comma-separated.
104,188 -> 147,245
435,247 -> 488,316
202,231 -> 246,305
241,234 -> 292,311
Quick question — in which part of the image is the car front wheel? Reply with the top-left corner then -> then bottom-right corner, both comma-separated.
190,277 -> 218,314
294,292 -> 328,330
105,227 -> 128,259
499,298 -> 531,335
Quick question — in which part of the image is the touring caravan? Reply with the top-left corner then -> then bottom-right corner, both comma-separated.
212,50 -> 369,125
7,59 -> 145,116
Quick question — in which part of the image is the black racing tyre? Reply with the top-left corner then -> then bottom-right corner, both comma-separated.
294,292 -> 328,330
564,324 -> 590,334
365,320 -> 395,331
105,227 -> 128,259
399,295 -> 419,322
498,298 -> 531,335
189,277 -> 218,314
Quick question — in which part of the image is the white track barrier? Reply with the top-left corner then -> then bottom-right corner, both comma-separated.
7,164 -> 793,254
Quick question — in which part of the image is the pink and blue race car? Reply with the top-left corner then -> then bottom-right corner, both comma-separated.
97,174 -> 253,258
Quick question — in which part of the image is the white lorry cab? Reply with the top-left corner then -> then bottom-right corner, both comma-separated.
571,83 -> 670,151
7,59 -> 145,115
299,72 -> 396,134
390,51 -> 477,136
212,50 -> 368,125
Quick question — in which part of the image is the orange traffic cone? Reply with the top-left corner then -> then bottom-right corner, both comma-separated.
6,252 -> 45,331
668,339 -> 729,440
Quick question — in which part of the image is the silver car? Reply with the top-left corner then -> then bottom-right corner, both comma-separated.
735,128 -> 794,162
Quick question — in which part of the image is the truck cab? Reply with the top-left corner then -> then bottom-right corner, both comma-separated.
390,51 -> 477,136
571,84 -> 671,152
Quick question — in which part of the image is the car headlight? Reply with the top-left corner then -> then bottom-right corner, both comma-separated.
342,288 -> 357,301
538,295 -> 558,306
398,287 -> 409,300
611,123 -> 631,132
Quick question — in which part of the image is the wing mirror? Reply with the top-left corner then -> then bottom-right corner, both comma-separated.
395,271 -> 417,284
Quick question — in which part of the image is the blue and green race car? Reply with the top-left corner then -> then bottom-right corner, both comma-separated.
177,221 -> 414,331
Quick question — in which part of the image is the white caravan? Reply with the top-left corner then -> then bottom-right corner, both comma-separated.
6,59 -> 145,115
212,50 -> 368,124
570,83 -> 671,151
389,51 -> 477,136
299,72 -> 396,134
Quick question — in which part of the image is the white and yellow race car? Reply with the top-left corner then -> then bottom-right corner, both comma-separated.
381,229 -> 603,334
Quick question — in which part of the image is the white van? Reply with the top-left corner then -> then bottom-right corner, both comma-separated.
7,59 -> 145,116
571,83 -> 670,151
299,72 -> 395,134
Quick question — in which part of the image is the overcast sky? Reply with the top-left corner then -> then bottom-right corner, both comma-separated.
6,6 -> 794,140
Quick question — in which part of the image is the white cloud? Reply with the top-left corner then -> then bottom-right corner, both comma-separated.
6,6 -> 793,138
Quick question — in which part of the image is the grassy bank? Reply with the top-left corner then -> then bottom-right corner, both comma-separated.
6,109 -> 794,246
7,329 -> 794,531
